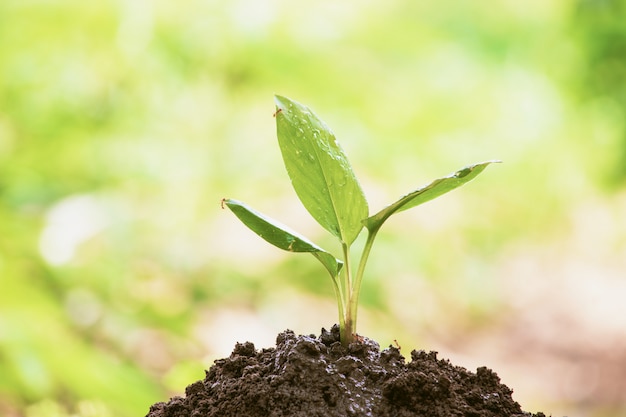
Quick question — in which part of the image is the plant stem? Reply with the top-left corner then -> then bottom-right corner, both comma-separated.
340,242 -> 353,346
330,274 -> 346,340
342,315 -> 353,347
347,228 -> 380,343
341,242 -> 352,295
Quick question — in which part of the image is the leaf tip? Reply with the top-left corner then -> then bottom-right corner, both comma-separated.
274,94 -> 289,108
274,95 -> 292,118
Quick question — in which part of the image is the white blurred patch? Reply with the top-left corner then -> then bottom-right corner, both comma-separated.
229,0 -> 278,36
65,288 -> 103,327
39,195 -> 110,266
116,0 -> 154,57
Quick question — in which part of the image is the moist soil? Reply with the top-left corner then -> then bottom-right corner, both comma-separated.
146,325 -> 546,417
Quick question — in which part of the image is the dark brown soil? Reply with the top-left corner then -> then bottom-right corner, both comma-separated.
146,325 -> 546,417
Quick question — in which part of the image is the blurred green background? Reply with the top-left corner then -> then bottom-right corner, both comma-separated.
2,1 -> 626,416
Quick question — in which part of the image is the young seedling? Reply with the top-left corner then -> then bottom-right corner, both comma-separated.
223,95 -> 499,346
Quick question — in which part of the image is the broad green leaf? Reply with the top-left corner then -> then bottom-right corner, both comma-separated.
363,161 -> 500,233
223,198 -> 343,277
274,95 -> 368,245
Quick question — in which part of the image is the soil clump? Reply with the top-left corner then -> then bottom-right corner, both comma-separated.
146,325 -> 545,417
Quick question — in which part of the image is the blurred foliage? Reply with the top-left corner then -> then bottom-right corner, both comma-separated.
572,0 -> 626,183
1,0 -> 625,416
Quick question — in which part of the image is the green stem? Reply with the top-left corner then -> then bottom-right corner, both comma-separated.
342,315 -> 354,347
348,228 -> 380,342
330,274 -> 346,336
341,243 -> 352,295
340,242 -> 353,346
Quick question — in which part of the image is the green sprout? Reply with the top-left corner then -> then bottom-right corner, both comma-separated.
223,95 -> 499,346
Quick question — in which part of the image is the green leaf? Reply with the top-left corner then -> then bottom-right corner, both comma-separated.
223,198 -> 343,277
274,95 -> 368,245
363,160 -> 500,232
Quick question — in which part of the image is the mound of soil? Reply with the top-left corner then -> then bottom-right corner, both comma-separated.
146,325 -> 546,417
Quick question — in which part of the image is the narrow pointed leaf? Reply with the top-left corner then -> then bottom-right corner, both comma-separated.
274,95 -> 368,245
223,198 -> 343,277
363,161 -> 500,232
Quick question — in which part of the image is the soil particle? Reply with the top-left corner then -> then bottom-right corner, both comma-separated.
146,325 -> 546,417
